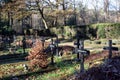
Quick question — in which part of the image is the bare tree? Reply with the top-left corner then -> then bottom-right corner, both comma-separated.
78,0 -> 88,25
34,0 -> 49,29
91,0 -> 99,23
103,0 -> 110,22
115,0 -> 120,22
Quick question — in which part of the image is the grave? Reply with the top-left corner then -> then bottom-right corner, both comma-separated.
74,40 -> 90,73
49,39 -> 56,65
40,37 -> 45,49
103,46 -> 118,51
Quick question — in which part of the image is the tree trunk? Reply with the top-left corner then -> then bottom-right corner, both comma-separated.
62,0 -> 67,26
35,0 -> 48,29
104,0 -> 109,22
42,18 -> 48,29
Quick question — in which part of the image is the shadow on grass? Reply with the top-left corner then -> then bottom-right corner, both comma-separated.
1,66 -> 57,80
56,58 -> 79,68
0,53 -> 28,65
58,36 -> 76,43
1,56 -> 79,80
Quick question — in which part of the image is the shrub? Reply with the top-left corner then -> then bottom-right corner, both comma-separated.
26,40 -> 48,69
50,23 -> 120,39
97,26 -> 106,39
91,23 -> 120,39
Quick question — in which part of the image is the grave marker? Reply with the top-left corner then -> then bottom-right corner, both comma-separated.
108,40 -> 112,59
50,39 -> 56,65
74,40 -> 90,73
22,37 -> 26,54
41,37 -> 45,49
55,36 -> 59,56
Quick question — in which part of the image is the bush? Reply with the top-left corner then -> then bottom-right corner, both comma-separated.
91,23 -> 120,39
97,26 -> 106,39
0,25 -> 15,36
26,40 -> 48,69
50,23 -> 120,39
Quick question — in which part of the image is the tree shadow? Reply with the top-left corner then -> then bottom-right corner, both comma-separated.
58,37 -> 75,43
0,53 -> 28,65
1,67 -> 57,80
1,56 -> 78,80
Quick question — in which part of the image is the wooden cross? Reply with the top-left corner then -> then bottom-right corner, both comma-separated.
50,39 -> 56,65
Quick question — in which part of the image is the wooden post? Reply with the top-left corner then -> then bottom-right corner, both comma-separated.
108,40 -> 112,59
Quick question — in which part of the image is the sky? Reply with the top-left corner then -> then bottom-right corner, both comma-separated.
58,0 -> 119,11
80,0 -> 119,10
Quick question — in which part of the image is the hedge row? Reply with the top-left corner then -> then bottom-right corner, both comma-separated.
90,23 -> 120,39
50,23 -> 120,39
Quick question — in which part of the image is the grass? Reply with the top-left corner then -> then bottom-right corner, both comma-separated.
0,54 -> 90,80
18,55 -> 89,80
84,39 -> 120,54
34,61 -> 89,80
2,38 -> 120,80
0,47 -> 30,56
0,61 -> 28,78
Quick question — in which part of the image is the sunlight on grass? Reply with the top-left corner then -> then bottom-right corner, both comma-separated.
36,65 -> 78,80
34,54 -> 89,80
0,53 -> 91,80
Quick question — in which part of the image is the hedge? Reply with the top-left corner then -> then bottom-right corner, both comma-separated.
90,23 -> 120,39
50,23 -> 120,39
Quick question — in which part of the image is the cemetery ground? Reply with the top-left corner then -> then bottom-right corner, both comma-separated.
0,37 -> 120,80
